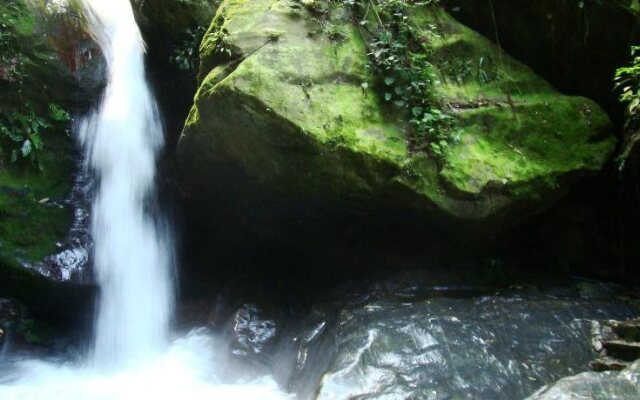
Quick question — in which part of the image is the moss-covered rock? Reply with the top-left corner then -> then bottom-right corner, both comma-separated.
442,0 -> 640,128
0,0 -> 95,320
177,0 -> 615,243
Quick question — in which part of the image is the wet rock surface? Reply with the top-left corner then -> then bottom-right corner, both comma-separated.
529,360 -> 640,399
0,298 -> 67,356
186,274 -> 640,399
296,291 -> 637,399
21,165 -> 93,283
589,318 -> 640,372
231,304 -> 277,357
0,299 -> 28,347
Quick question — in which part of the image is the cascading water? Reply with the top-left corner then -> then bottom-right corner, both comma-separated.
78,0 -> 172,368
0,0 -> 289,398
4,1 -> 638,399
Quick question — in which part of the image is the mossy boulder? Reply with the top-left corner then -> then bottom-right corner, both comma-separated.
177,0 -> 615,244
0,0 -> 95,321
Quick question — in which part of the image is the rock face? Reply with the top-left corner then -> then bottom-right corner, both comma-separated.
178,0 -> 615,244
301,290 -> 637,400
132,0 -> 218,41
0,0 -> 98,320
536,318 -> 640,398
185,275 -> 639,399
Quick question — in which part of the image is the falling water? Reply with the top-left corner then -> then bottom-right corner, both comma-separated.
0,0 -> 290,398
78,0 -> 172,367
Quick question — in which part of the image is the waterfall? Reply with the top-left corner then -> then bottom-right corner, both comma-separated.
78,0 -> 173,367
0,0 -> 289,398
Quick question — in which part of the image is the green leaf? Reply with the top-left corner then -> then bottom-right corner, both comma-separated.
30,133 -> 43,150
384,93 -> 393,101
48,103 -> 70,122
384,76 -> 396,86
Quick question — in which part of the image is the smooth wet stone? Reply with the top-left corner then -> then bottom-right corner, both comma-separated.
289,289 -> 639,399
529,360 -> 640,400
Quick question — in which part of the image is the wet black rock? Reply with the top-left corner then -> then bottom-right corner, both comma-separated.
21,166 -> 94,284
0,299 -> 28,334
231,304 -> 277,357
589,318 -> 640,371
286,288 -> 639,399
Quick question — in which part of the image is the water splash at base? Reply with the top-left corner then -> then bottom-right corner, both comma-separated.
0,331 -> 291,400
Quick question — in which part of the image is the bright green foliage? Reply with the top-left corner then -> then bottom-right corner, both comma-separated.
0,0 -> 72,167
354,0 -> 452,155
614,45 -> 640,168
615,46 -> 640,127
0,103 -> 70,167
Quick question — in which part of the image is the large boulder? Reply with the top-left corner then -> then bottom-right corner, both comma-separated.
177,0 -> 615,245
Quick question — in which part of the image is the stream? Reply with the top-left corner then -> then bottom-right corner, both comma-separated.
0,0 -> 639,399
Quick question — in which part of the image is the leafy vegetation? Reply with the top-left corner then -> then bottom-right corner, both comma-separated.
0,0 -> 72,168
171,26 -> 207,71
615,46 -> 640,127
0,104 -> 70,166
301,0 -> 452,156
615,46 -> 640,169
131,0 -> 218,72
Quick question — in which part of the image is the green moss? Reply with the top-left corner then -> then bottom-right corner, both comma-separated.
418,9 -> 615,205
0,1 -> 82,316
441,97 -> 613,195
0,134 -> 73,265
1,1 -> 76,268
